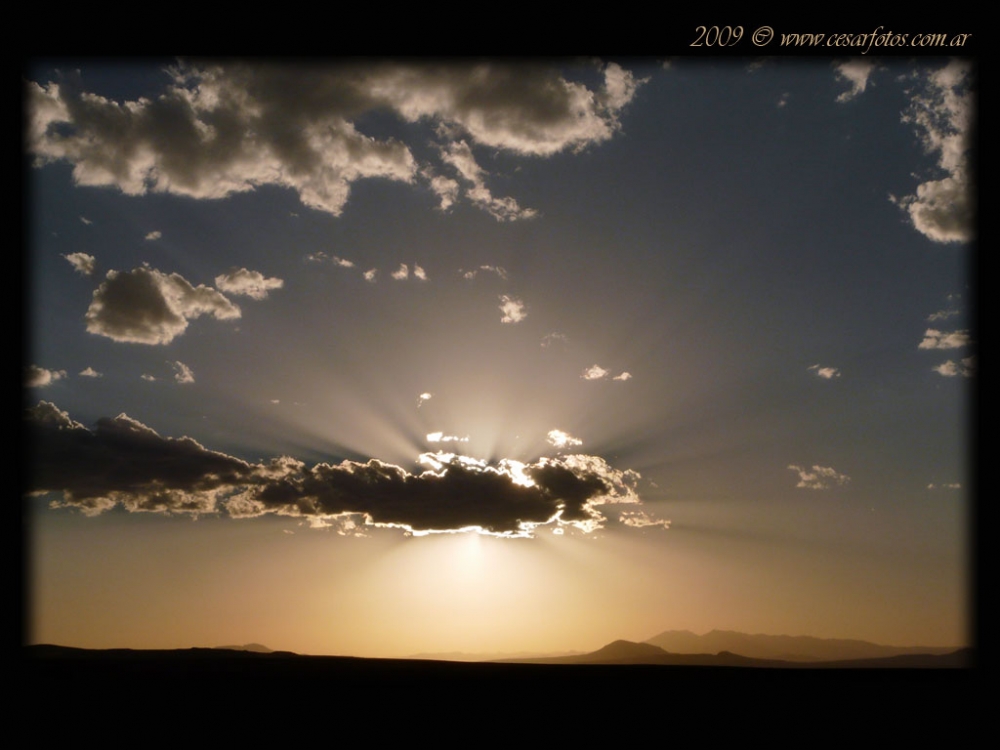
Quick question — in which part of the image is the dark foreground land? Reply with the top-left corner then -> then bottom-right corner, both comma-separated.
24,644 -> 976,736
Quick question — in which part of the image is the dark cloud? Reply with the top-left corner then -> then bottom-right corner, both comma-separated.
85,266 -> 240,344
27,61 -> 644,218
27,402 -> 658,536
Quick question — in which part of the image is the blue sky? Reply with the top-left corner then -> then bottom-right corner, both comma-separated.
25,57 -> 972,656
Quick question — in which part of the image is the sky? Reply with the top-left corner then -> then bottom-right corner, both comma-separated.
24,56 -> 974,658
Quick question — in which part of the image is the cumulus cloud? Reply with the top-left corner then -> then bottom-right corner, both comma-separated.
171,360 -> 195,384
26,61 -> 643,220
363,269 -> 377,283
893,60 -> 974,243
26,365 -> 67,388
145,230 -> 162,241
413,264 -> 428,281
547,429 -> 582,449
27,402 -> 661,537
834,60 -> 876,102
582,365 -> 609,380
918,329 -> 970,349
391,264 -> 409,280
613,372 -> 632,381
499,295 -> 526,323
79,367 -> 102,377
214,267 -> 284,300
932,356 -> 974,377
808,364 -> 841,379
85,266 -> 240,344
63,252 -> 96,275
787,464 -> 850,490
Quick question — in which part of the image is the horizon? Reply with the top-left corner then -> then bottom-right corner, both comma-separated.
25,56 -> 972,659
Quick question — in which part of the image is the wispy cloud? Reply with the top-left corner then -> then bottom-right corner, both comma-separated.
927,482 -> 961,490
808,364 -> 841,379
363,269 -> 377,283
788,464 -> 850,490
426,432 -> 469,444
547,429 -> 582,449
834,60 -> 876,102
79,216 -> 92,225
541,332 -> 569,349
499,295 -> 526,324
927,309 -> 959,322
26,365 -> 67,388
413,264 -> 428,281
214,268 -> 284,300
86,266 -> 240,345
63,252 -> 95,276
440,140 -> 538,221
462,265 -> 508,281
918,329 -> 970,350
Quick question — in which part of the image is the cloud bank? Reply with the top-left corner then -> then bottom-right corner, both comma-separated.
27,402 -> 660,537
27,61 -> 644,220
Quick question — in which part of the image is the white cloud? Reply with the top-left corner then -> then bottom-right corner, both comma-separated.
613,372 -> 632,381
363,269 -> 377,283
541,332 -> 569,348
927,483 -> 961,490
547,429 -> 582,449
332,256 -> 355,268
27,62 -> 643,220
63,252 -> 96,276
79,216 -> 92,225
270,399 -> 280,404
79,367 -> 102,378
499,295 -> 526,323
145,230 -> 162,241
26,365 -> 67,388
141,374 -> 156,381
834,59 -> 876,102
581,365 -> 609,380
927,309 -> 959,322
391,264 -> 409,280
86,266 -> 240,345
808,364 -> 841,379
619,510 -> 671,530
413,264 -> 428,281
788,464 -> 850,490
418,392 -> 433,407
918,329 -> 970,350
214,268 -> 284,300
462,265 -> 508,281
440,140 -> 538,221
171,360 -> 195,384
426,432 -> 469,443
893,60 -> 973,243
932,356 -> 974,377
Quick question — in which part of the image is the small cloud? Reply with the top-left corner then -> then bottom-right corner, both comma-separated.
79,216 -> 92,225
141,374 -> 156,381
788,464 -> 850,490
777,92 -> 790,108
547,429 -> 582,449
214,268 -> 284,300
26,365 -> 67,388
541,332 -> 569,349
808,364 -> 841,379
171,360 -> 195,384
63,252 -> 96,276
145,230 -> 162,241
462,265 -> 508,281
305,251 -> 328,263
581,365 -> 609,381
918,329 -> 970,350
499,295 -> 526,324
834,59 -> 876,102
270,399 -> 280,404
619,510 -> 671,530
332,256 -> 355,268
363,269 -> 377,283
932,356 -> 974,377
413,264 -> 428,281
613,372 -> 632,381
418,392 -> 433,408
426,432 -> 469,443
928,483 -> 961,490
927,309 -> 959,322
391,264 -> 409,280
79,367 -> 103,378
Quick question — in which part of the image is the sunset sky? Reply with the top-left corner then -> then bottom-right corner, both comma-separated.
25,57 -> 973,657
